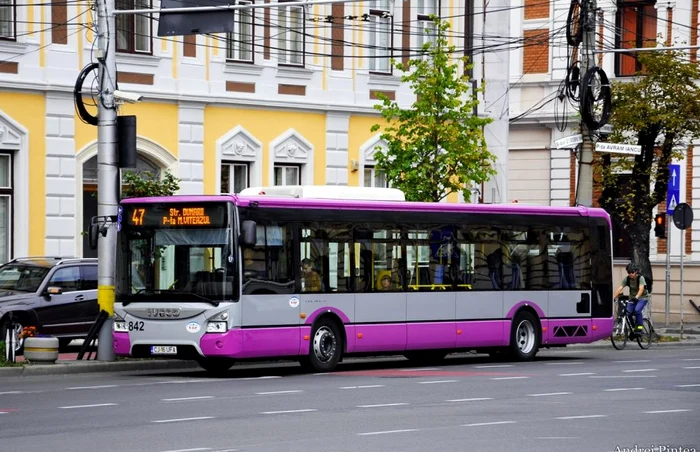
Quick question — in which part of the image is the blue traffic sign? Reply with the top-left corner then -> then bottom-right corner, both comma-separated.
667,164 -> 681,215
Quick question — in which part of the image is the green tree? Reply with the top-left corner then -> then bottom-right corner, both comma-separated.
121,169 -> 180,198
370,17 -> 496,202
599,50 -> 700,280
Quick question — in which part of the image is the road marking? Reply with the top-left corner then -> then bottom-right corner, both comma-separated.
545,361 -> 583,365
526,392 -> 573,397
622,369 -> 658,373
613,360 -> 650,363
589,375 -> 657,379
339,385 -> 385,389
462,421 -> 517,427
66,385 -> 118,390
491,376 -> 529,380
447,397 -> 494,402
260,409 -> 317,415
681,358 -> 700,361
683,366 -> 700,369
474,364 -> 514,368
0,411 -> 9,414
255,390 -> 303,395
676,384 -> 700,388
399,367 -> 440,371
418,380 -> 458,384
152,416 -> 215,423
357,403 -> 409,408
644,409 -> 691,414
559,372 -> 595,377
535,437 -> 581,440
241,376 -> 282,380
556,415 -> 607,420
603,388 -> 645,392
0,391 -> 23,395
357,429 -> 418,436
159,449 -> 212,452
59,403 -> 118,409
162,396 -> 215,402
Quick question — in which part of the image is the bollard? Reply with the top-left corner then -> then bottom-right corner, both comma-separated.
5,313 -> 16,363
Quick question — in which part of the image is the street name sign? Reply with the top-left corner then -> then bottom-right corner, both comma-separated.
667,164 -> 681,215
554,135 -> 583,149
595,142 -> 642,155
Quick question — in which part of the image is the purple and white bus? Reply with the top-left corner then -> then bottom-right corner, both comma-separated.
113,186 -> 614,373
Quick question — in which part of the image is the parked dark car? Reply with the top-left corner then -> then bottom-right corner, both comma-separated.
0,257 -> 99,352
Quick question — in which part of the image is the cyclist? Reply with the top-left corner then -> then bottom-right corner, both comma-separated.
613,263 -> 649,336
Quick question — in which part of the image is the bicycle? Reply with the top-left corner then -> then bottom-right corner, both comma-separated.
611,296 -> 653,350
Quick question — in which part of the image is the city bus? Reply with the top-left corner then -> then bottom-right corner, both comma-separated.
113,186 -> 614,373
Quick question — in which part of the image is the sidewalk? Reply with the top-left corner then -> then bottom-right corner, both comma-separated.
2,324 -> 699,378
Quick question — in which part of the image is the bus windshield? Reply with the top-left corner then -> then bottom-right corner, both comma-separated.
116,202 -> 235,304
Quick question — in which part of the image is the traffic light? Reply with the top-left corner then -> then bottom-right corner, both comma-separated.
654,214 -> 666,238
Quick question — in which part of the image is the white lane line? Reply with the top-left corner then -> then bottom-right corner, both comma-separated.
0,391 -> 23,395
491,376 -> 529,380
313,373 -> 330,376
159,448 -> 212,452
242,376 -> 282,380
418,380 -> 458,385
357,429 -> 419,436
339,385 -> 385,389
260,409 -> 317,415
357,403 -> 409,408
526,392 -> 573,397
613,360 -> 650,363
683,366 -> 700,369
535,437 -> 581,440
676,384 -> 700,388
556,415 -> 607,420
474,364 -> 514,368
152,417 -> 215,423
559,372 -> 595,377
399,367 -> 440,371
59,403 -> 118,409
0,411 -> 9,414
255,390 -> 303,395
603,388 -> 645,392
447,397 -> 494,402
162,396 -> 215,402
545,362 -> 583,365
622,369 -> 659,373
590,375 -> 657,379
681,358 -> 700,361
66,385 -> 118,390
644,409 -> 692,414
462,421 -> 517,427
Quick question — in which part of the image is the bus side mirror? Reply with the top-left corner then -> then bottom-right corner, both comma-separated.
239,220 -> 257,247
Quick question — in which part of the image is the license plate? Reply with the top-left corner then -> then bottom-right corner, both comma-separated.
151,346 -> 177,355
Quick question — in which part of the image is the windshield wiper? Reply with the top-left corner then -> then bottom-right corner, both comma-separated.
122,289 -> 219,307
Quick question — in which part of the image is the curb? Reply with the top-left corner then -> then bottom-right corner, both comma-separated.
0,359 -> 200,377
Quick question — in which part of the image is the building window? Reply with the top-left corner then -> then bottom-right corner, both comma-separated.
226,1 -> 254,62
0,153 -> 12,263
278,3 -> 304,66
615,1 -> 656,77
274,165 -> 301,186
416,0 -> 437,59
368,0 -> 392,73
221,162 -> 249,194
116,0 -> 152,54
364,167 -> 388,188
0,0 -> 15,40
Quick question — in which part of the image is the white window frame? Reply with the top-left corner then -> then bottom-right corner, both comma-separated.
116,0 -> 152,54
368,3 -> 392,73
274,164 -> 301,186
0,0 -> 16,40
363,166 -> 389,188
227,1 -> 254,62
416,0 -> 438,60
221,162 -> 250,194
278,4 -> 304,66
0,153 -> 12,264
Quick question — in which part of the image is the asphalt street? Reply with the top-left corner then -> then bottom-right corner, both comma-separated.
1,346 -> 699,452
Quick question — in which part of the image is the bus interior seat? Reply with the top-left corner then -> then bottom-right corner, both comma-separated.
557,251 -> 576,289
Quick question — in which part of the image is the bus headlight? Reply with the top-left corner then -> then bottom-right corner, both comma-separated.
206,311 -> 229,333
113,314 -> 127,332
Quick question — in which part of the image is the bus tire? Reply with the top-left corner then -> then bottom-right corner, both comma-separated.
509,311 -> 539,361
304,318 -> 343,372
197,357 -> 235,374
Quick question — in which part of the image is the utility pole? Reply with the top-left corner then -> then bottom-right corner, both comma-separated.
96,0 -> 118,361
577,0 -> 597,207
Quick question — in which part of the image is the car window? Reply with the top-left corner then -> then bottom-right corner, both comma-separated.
81,265 -> 98,290
48,267 -> 81,292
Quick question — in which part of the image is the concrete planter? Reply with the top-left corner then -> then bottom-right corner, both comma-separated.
23,337 -> 59,364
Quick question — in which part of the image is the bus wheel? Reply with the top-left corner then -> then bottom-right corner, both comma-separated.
306,318 -> 343,372
509,311 -> 539,361
197,357 -> 235,374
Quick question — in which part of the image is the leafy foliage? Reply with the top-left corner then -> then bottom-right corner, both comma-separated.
121,170 -> 180,198
370,17 -> 496,202
598,50 -> 700,275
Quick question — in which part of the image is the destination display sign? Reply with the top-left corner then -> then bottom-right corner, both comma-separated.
122,203 -> 228,228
